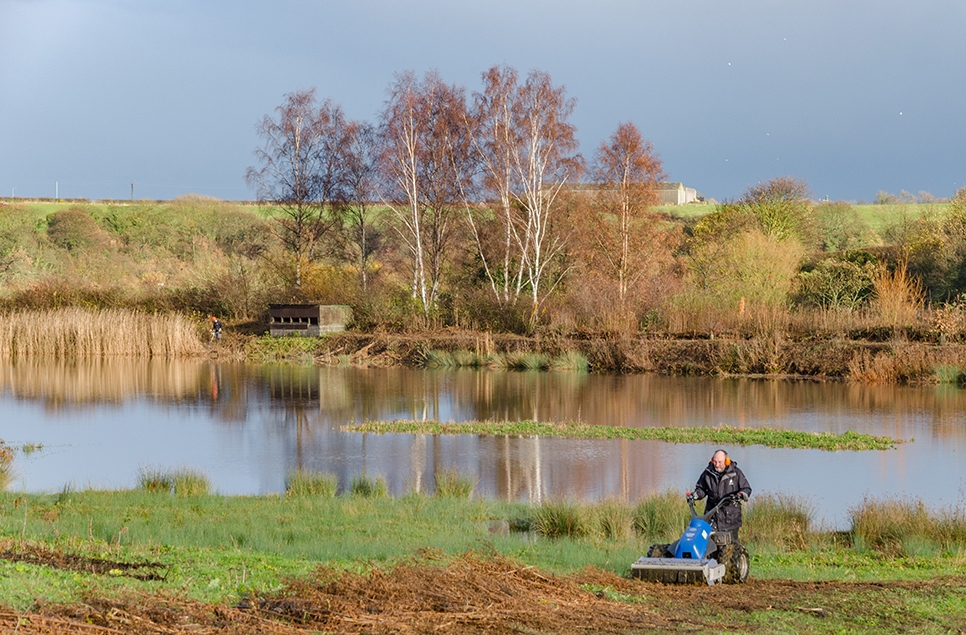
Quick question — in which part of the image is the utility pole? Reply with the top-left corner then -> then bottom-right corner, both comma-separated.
131,182 -> 135,200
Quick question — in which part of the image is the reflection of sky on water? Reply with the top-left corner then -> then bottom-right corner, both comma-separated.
2,362 -> 964,529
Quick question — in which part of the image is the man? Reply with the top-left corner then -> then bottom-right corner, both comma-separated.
692,449 -> 752,541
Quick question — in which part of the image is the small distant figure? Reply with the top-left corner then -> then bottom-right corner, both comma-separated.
210,315 -> 223,342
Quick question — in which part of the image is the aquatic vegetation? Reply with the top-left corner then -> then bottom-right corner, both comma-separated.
345,420 -> 903,451
0,307 -> 204,359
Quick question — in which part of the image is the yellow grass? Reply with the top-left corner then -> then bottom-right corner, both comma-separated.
0,308 -> 205,359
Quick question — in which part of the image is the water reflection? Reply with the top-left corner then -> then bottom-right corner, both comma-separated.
1,359 -> 965,526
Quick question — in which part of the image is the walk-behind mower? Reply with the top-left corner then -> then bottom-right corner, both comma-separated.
631,492 -> 750,585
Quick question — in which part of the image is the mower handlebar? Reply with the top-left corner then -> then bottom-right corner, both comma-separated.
687,492 -> 743,523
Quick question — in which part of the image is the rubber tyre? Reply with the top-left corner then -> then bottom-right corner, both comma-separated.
647,543 -> 670,559
719,543 -> 750,584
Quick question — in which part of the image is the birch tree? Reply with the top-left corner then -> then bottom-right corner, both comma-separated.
380,70 -> 474,318
470,66 -> 581,324
245,89 -> 351,288
342,121 -> 381,291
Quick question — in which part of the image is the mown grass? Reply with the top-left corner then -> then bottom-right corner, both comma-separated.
343,420 -> 902,450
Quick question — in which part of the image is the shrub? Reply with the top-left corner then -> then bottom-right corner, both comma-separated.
285,469 -> 338,498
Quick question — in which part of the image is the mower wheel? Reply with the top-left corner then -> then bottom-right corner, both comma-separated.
719,543 -> 750,583
646,543 -> 670,559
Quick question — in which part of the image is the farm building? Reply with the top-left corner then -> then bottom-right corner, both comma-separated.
657,182 -> 698,205
269,304 -> 352,337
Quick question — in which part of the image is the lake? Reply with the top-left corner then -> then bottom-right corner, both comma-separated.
1,359 -> 963,528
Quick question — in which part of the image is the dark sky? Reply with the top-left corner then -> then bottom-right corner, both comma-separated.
2,0 -> 964,202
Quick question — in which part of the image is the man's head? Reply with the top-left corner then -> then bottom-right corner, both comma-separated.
711,449 -> 729,472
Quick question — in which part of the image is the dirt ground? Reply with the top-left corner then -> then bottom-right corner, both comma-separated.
1,547 -> 963,634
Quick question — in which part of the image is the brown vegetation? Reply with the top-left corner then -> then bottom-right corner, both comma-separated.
1,550 -> 963,634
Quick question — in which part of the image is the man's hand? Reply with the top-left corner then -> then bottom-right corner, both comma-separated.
738,492 -> 748,501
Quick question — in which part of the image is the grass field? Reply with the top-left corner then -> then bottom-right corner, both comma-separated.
0,484 -> 964,633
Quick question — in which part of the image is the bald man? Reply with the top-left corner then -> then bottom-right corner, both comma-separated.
692,449 -> 752,541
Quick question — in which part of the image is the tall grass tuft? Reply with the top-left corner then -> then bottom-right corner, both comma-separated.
595,498 -> 634,541
433,468 -> 475,499
549,350 -> 590,372
136,466 -> 175,494
350,474 -> 388,498
632,490 -> 691,541
172,468 -> 211,497
532,500 -> 592,538
933,364 -> 965,385
0,307 -> 204,359
285,469 -> 338,498
847,496 -> 966,556
744,492 -> 815,550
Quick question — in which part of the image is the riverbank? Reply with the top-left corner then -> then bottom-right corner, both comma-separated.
236,328 -> 966,384
1,488 -> 964,633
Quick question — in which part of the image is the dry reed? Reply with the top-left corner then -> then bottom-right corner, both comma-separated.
0,308 -> 205,359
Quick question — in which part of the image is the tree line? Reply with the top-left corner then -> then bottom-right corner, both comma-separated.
245,65 -> 666,331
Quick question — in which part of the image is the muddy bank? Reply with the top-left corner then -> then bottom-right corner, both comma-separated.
273,329 -> 966,382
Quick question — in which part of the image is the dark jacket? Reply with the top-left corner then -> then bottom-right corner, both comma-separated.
693,459 -> 752,532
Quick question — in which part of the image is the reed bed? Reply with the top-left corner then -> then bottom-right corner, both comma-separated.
0,308 -> 205,359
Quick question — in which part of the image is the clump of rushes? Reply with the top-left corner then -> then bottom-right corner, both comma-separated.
933,364 -> 965,385
633,490 -> 690,541
172,468 -> 211,497
532,500 -> 591,539
350,474 -> 388,498
847,497 -> 966,556
744,492 -> 815,551
285,469 -> 338,498
433,468 -> 475,499
595,498 -> 634,540
550,350 -> 590,372
136,466 -> 175,494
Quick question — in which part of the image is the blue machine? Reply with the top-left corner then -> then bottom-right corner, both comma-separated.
631,493 -> 747,585
674,517 -> 714,559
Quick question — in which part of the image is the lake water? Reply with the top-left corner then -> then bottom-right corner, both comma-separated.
1,359 -> 964,528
